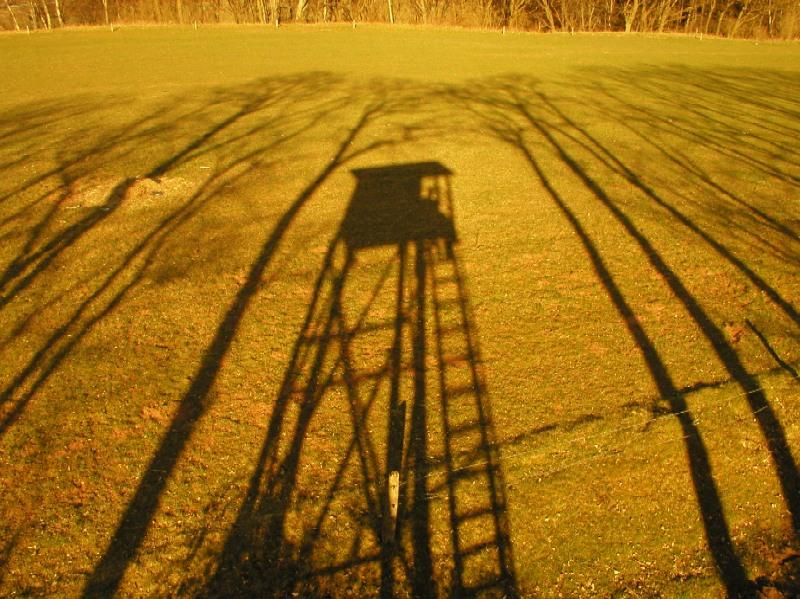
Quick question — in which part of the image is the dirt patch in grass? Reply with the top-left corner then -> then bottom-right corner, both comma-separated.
61,176 -> 192,210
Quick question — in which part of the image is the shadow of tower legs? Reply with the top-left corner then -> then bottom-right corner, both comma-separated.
209,162 -> 518,597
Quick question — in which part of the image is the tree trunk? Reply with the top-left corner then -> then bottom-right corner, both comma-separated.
28,0 -> 38,28
730,0 -> 751,36
5,0 -> 20,29
40,0 -> 52,28
715,4 -> 729,34
53,0 -> 63,26
387,0 -> 394,23
605,0 -> 614,30
295,0 -> 305,20
766,0 -> 774,37
656,0 -> 674,32
640,0 -> 652,29
176,0 -> 183,23
558,0 -> 570,31
536,0 -> 557,30
101,0 -> 109,24
623,0 -> 639,31
703,0 -> 716,33
416,0 -> 426,23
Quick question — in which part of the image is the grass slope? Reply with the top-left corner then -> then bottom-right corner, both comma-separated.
1,26 -> 799,597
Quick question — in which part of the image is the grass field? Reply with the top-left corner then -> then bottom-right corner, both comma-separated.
1,25 -> 799,598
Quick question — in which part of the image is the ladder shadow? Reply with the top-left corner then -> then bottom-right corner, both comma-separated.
208,162 -> 518,597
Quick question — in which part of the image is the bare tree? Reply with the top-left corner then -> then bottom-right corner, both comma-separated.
53,0 -> 64,25
535,0 -> 557,29
730,0 -> 754,36
604,0 -> 615,29
507,0 -> 530,27
5,0 -> 20,29
39,0 -> 51,27
623,0 -> 639,31
1,0 -> 797,37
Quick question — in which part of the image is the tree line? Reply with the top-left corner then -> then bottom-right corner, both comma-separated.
3,0 -> 799,38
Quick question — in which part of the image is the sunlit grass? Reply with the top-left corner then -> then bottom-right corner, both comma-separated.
0,26 -> 799,597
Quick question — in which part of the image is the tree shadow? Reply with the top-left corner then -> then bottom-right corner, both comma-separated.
3,64 -> 798,598
0,73 -> 344,311
745,319 -> 800,381
203,162 -> 518,598
0,532 -> 19,588
573,66 -> 800,260
79,81 -> 448,597
448,71 -> 800,597
0,73 -> 352,439
522,70 -> 800,534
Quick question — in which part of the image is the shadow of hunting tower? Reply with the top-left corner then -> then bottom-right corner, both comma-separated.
208,162 -> 518,597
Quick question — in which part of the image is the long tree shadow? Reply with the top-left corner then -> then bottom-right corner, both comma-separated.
590,66 -> 800,190
5,65 -> 797,597
575,66 -> 800,254
509,78 -> 800,536
80,82 -> 441,597
0,73 -> 351,438
0,95 -> 184,240
0,98 -> 123,185
449,73 -> 800,596
0,73 -> 343,312
507,78 -> 800,531
535,79 -> 800,328
204,162 -> 518,598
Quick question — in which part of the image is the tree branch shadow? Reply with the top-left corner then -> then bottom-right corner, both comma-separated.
79,80 -> 437,598
447,70 -> 800,596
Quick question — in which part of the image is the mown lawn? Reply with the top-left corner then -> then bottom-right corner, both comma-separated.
1,25 -> 799,597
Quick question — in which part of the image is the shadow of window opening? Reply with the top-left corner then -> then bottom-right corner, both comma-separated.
208,162 -> 518,598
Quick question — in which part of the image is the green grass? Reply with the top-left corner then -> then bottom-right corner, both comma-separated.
1,25 -> 799,597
